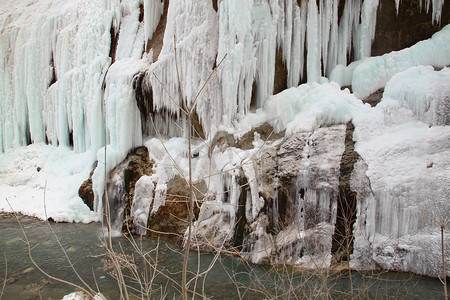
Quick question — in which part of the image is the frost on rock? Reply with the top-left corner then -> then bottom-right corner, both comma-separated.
262,125 -> 345,267
187,124 -> 346,267
350,67 -> 450,277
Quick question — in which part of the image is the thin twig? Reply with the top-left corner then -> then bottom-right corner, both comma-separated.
442,225 -> 448,300
0,253 -> 6,300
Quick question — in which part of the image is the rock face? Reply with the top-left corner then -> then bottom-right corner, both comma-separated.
332,122 -> 358,261
372,0 -> 450,57
209,122 -> 285,154
112,123 -> 350,267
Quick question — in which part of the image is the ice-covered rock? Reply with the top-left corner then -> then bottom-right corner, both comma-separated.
185,124 -> 346,266
103,146 -> 153,232
382,66 -> 450,126
350,67 -> 450,277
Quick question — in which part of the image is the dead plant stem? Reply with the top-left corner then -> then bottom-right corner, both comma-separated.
442,225 -> 448,300
0,253 -> 6,300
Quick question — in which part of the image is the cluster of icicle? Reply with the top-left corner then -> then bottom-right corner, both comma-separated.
146,0 -> 382,139
144,0 -> 446,140
0,0 -> 163,155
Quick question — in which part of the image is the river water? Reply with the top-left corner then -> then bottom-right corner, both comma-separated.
0,214 -> 446,299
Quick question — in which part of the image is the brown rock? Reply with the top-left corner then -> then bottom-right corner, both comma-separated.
148,175 -> 206,243
235,122 -> 284,150
146,0 -> 169,60
273,48 -> 288,94
364,88 -> 384,107
78,162 -> 97,211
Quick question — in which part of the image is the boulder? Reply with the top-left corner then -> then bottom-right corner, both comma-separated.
148,175 -> 207,243
78,162 -> 97,211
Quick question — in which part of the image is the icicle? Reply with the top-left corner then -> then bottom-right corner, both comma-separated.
419,0 -> 444,25
217,0 -> 255,124
320,0 -> 333,75
242,159 -> 263,222
306,0 -> 321,82
356,0 -> 379,60
326,0 -> 339,76
288,0 -> 308,86
282,0 -> 307,88
430,0 -> 445,25
253,1 -> 279,108
281,0 -> 292,71
394,0 -> 401,15
147,0 -> 219,137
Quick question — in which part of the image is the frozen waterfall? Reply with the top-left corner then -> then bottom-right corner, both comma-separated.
0,0 -> 449,278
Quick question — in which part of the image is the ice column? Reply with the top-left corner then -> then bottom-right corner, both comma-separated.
93,0 -> 149,214
306,0 -> 321,82
355,0 -> 379,60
